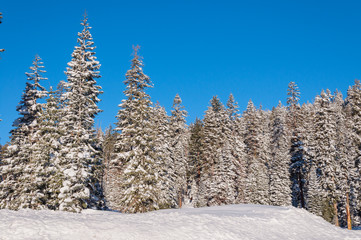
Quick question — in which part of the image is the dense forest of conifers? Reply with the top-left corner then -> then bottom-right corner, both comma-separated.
1,15 -> 361,230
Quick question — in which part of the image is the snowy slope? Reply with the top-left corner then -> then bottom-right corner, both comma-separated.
0,204 -> 360,240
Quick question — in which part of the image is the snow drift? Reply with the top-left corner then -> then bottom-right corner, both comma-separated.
0,204 -> 360,240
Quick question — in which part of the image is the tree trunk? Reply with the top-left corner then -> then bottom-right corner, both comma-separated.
333,200 -> 339,227
178,192 -> 182,208
346,193 -> 352,230
298,173 -> 305,208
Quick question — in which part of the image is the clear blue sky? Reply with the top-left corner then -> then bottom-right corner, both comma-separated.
1,0 -> 361,144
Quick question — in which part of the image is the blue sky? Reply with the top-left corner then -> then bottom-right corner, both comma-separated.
1,0 -> 361,144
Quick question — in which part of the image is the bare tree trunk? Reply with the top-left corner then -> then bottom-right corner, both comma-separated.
333,200 -> 339,227
346,193 -> 352,230
178,192 -> 182,208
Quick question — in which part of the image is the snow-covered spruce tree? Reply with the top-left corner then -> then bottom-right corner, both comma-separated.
345,80 -> 361,226
197,96 -> 237,207
112,47 -> 160,213
170,94 -> 189,208
152,103 -> 176,209
287,81 -> 307,208
187,118 -> 204,205
102,126 -> 117,209
332,90 -> 352,228
0,55 -> 47,209
243,100 -> 269,205
269,102 -> 292,206
226,94 -> 246,203
57,15 -> 103,212
26,87 -> 62,210
312,90 -> 340,225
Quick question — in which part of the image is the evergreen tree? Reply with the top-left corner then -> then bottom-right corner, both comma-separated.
102,126 -> 117,209
269,102 -> 291,206
26,87 -> 62,210
152,103 -> 175,209
0,55 -> 47,209
312,90 -> 339,224
113,46 -> 160,213
57,15 -> 103,212
170,94 -> 188,208
243,100 -> 269,205
287,81 -> 307,208
197,96 -> 237,206
345,80 -> 361,226
187,118 -> 204,205
226,94 -> 246,203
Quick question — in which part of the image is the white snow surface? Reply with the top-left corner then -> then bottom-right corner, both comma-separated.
0,204 -> 360,240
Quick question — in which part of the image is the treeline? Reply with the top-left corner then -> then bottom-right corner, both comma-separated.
0,15 -> 361,230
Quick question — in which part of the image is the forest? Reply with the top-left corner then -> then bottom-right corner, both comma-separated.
0,15 -> 361,231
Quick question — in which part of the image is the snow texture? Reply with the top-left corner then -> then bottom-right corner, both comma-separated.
0,204 -> 359,240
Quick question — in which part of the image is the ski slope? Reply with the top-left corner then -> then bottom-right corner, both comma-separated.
0,204 -> 360,240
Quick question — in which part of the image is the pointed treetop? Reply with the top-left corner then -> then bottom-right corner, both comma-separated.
287,81 -> 300,108
210,96 -> 223,112
133,45 -> 141,59
246,99 -> 256,113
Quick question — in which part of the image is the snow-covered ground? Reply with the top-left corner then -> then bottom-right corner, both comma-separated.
0,204 -> 360,240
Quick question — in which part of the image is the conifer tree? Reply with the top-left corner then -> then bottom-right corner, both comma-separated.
312,90 -> 339,224
152,103 -> 176,209
226,94 -> 246,203
113,46 -> 160,213
26,87 -> 62,210
269,102 -> 291,206
0,55 -> 47,209
102,126 -> 117,209
57,15 -> 103,212
170,94 -> 188,207
187,118 -> 204,205
345,80 -> 361,226
287,81 -> 307,208
197,96 -> 237,206
243,100 -> 269,205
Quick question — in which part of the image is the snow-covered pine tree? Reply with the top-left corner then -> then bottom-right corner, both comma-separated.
112,46 -> 160,213
57,15 -> 103,212
170,94 -> 188,208
187,118 -> 204,205
152,103 -> 176,209
197,96 -> 237,207
287,81 -> 307,208
332,90 -> 352,228
243,100 -> 269,205
226,94 -> 246,203
26,87 -> 62,210
269,102 -> 292,206
345,80 -> 361,226
0,55 -> 47,209
102,126 -> 117,209
312,90 -> 339,225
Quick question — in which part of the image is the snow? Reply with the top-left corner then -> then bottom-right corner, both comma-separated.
0,204 -> 360,240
